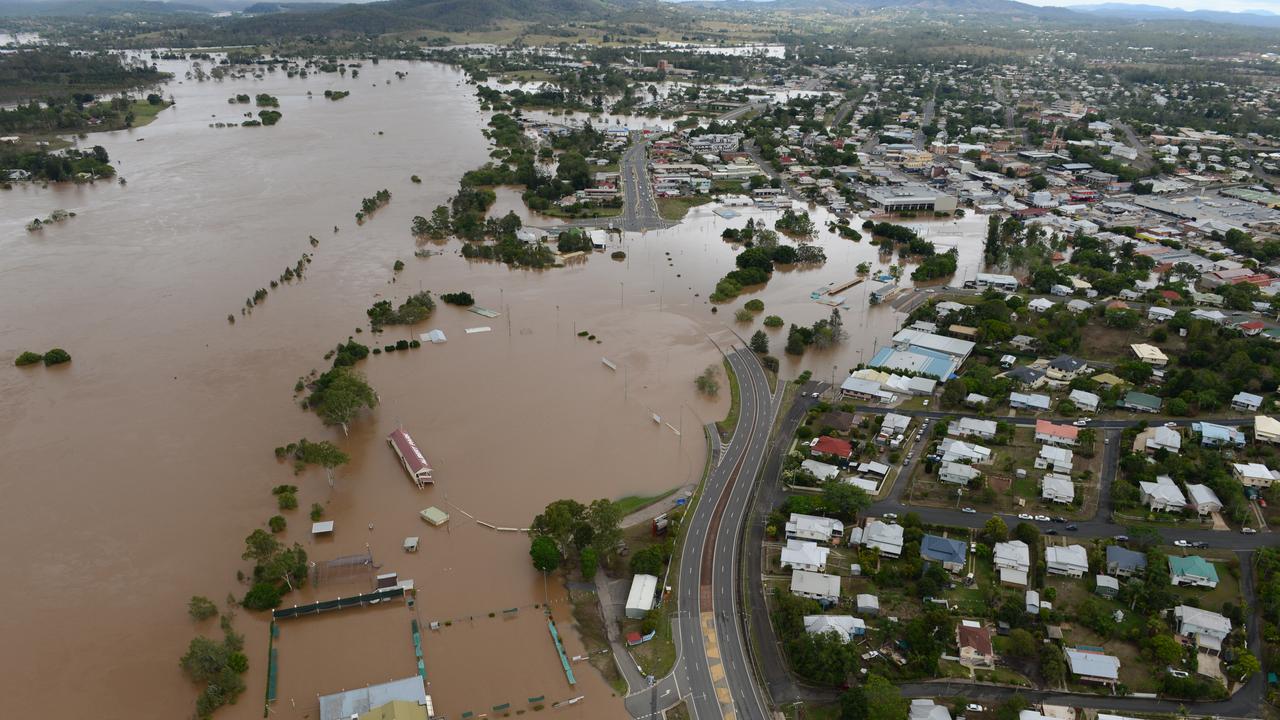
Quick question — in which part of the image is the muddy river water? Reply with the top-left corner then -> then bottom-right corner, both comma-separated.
0,57 -> 984,719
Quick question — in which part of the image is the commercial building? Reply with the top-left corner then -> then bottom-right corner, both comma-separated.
319,676 -> 432,720
625,574 -> 660,619
865,183 -> 958,214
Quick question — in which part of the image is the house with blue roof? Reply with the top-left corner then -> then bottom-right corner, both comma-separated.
920,534 -> 967,573
1192,421 -> 1246,448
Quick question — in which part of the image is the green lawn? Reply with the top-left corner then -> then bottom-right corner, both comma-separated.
625,609 -> 676,678
657,195 -> 712,221
127,100 -> 171,127
716,358 -> 741,436
613,486 -> 682,519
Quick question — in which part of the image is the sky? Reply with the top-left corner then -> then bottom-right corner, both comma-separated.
1023,0 -> 1280,11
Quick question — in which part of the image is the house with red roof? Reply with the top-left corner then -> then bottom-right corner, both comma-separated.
387,428 -> 433,488
957,622 -> 995,668
1237,321 -> 1265,336
811,436 -> 854,460
1035,419 -> 1079,447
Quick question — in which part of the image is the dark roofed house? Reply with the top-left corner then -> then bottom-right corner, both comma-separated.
1006,366 -> 1046,386
1106,545 -> 1147,578
816,411 -> 858,433
957,623 -> 995,668
387,428 -> 433,488
920,534 -> 967,572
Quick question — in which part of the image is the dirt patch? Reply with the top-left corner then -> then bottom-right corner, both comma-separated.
569,588 -> 625,694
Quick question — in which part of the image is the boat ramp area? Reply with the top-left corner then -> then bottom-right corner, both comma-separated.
810,276 -> 863,306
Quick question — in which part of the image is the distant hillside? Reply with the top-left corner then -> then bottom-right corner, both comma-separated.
1069,3 -> 1280,29
0,0 -> 213,16
693,0 -> 1069,17
222,0 -> 627,36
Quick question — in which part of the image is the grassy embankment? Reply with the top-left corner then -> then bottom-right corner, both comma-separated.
658,195 -> 712,221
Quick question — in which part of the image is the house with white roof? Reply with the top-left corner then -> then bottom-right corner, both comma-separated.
1257,416 -> 1280,444
1028,298 -> 1055,313
1067,299 -> 1092,314
1036,445 -> 1074,474
939,438 -> 992,464
1010,392 -> 1052,411
1231,391 -> 1263,412
804,614 -> 865,641
1041,473 -> 1075,504
862,520 -> 904,557
1143,426 -> 1182,454
1139,475 -> 1187,512
879,412 -> 912,439
994,540 -> 1030,587
1233,462 -> 1277,488
781,539 -> 830,572
1193,421 -> 1246,447
800,459 -> 841,482
786,513 -> 844,543
1046,544 -> 1089,578
1173,605 -> 1232,655
939,461 -> 980,485
1066,648 -> 1121,685
909,699 -> 953,720
1069,389 -> 1100,413
856,593 -> 879,615
790,570 -> 842,603
1148,306 -> 1176,322
1186,484 -> 1223,515
953,417 -> 998,440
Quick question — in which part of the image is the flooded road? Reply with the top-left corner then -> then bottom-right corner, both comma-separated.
0,56 -> 984,719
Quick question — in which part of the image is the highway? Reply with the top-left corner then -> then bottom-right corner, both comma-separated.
618,139 -> 671,233
624,346 -> 777,720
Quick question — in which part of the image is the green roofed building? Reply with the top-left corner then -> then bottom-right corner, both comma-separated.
1169,555 -> 1219,589
1120,391 -> 1163,414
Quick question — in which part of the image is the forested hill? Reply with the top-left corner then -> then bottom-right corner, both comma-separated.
224,0 -> 627,37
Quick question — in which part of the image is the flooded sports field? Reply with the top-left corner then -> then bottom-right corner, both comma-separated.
0,56 -> 983,719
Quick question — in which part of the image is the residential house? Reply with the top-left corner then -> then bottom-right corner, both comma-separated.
957,622 -> 995,669
1120,391 -> 1163,413
1256,416 -> 1280,444
939,439 -> 992,464
879,412 -> 912,440
1092,372 -> 1127,390
994,540 -> 1031,587
841,376 -> 897,404
1142,426 -> 1182,454
1065,648 -> 1121,685
1047,355 -> 1090,382
1035,419 -> 1079,447
1006,366 -> 1047,388
800,459 -> 841,483
909,699 -> 953,720
1010,334 -> 1038,351
1025,590 -> 1040,614
1140,475 -> 1188,512
1187,484 -> 1223,515
1067,299 -> 1093,314
781,539 -> 831,572
953,417 -> 998,440
856,593 -> 880,615
1106,546 -> 1147,578
1148,306 -> 1177,322
1041,474 -> 1075,504
1130,343 -> 1169,367
1190,309 -> 1228,325
811,436 -> 854,461
1028,298 -> 1056,313
1169,555 -> 1219,588
786,514 -> 845,544
791,569 -> 842,603
939,461 -> 981,485
1010,392 -> 1052,411
965,393 -> 991,408
1231,392 -> 1263,412
1192,422 -> 1246,447
863,520 -> 904,557
1173,605 -> 1232,655
858,461 -> 890,478
1232,462 -> 1277,488
1069,389 -> 1100,413
1046,544 -> 1089,578
920,534 -> 967,572
1036,445 -> 1074,474
803,615 -> 865,641
1095,574 -> 1120,599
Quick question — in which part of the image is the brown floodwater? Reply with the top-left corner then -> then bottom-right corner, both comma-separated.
0,55 -> 984,720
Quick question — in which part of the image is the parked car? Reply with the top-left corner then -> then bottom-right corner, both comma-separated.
1192,541 -> 1209,548
1167,667 -> 1190,679
1073,419 -> 1089,427
966,704 -> 985,712
1045,529 -> 1059,535
1242,527 -> 1259,534
882,513 -> 898,520
1113,534 -> 1129,542
962,507 -> 976,514
1034,514 -> 1051,522
1052,516 -> 1066,523
1065,524 -> 1079,531
1017,513 -> 1033,521
1173,539 -> 1190,547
